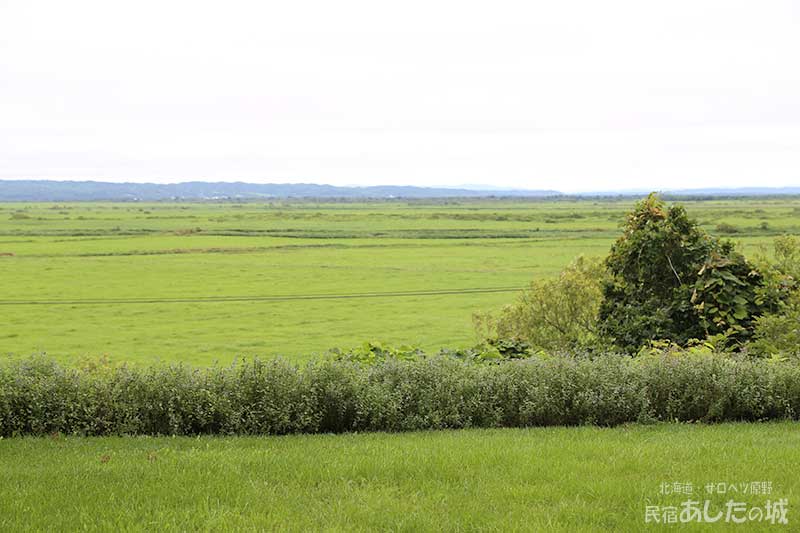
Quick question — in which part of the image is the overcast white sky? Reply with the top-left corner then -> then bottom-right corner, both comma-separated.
1,1 -> 799,192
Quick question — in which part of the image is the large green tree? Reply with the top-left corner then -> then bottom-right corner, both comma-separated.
599,193 -> 766,352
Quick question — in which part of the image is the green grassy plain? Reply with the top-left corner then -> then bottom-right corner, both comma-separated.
1,423 -> 797,531
2,197 -> 800,532
1,198 -> 799,365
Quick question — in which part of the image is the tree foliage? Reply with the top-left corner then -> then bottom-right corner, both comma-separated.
598,193 -> 768,352
475,255 -> 606,352
478,194 -> 795,356
750,235 -> 800,355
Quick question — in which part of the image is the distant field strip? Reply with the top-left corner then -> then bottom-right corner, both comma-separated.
0,286 -> 525,306
7,236 -> 589,257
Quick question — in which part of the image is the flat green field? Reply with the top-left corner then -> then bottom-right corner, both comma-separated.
1,423 -> 797,531
2,197 -> 800,532
1,198 -> 798,365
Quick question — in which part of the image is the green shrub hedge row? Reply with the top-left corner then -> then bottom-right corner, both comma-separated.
2,354 -> 800,436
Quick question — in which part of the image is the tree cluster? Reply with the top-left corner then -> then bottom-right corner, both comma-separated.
479,193 -> 799,356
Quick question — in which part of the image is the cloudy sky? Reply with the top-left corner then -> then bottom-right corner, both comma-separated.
1,1 -> 799,192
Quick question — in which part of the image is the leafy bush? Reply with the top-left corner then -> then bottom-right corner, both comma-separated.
328,342 -> 424,365
598,193 -> 768,352
3,353 -> 800,437
690,242 -> 765,345
750,299 -> 800,357
749,236 -> 800,356
474,256 -> 607,352
715,222 -> 739,234
756,235 -> 800,301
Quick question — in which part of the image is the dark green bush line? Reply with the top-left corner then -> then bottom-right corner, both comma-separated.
2,354 -> 800,437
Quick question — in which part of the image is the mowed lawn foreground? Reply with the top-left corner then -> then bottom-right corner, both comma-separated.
1,423 -> 798,531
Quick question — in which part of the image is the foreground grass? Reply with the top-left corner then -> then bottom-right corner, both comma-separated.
1,423 -> 798,531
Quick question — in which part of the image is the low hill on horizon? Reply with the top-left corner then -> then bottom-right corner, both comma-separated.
0,179 -> 799,201
0,180 -> 559,201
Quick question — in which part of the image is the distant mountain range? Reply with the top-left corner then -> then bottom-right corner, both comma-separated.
0,180 -> 798,201
0,180 -> 559,201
